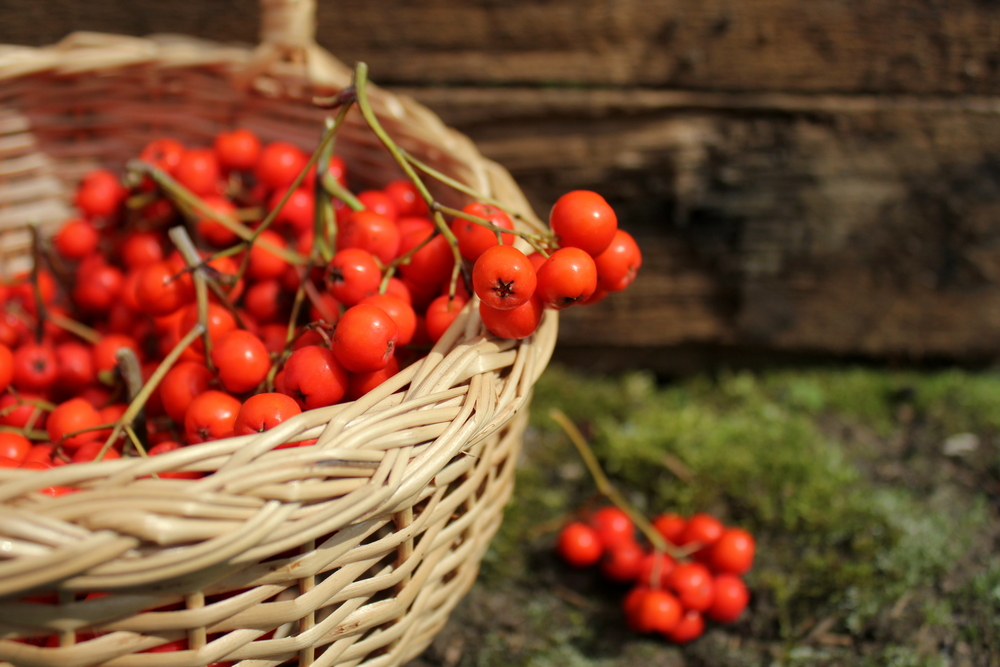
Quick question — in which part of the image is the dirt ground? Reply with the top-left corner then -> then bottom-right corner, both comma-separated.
406,364 -> 1000,667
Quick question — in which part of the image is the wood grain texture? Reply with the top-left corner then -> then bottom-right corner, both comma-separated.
398,87 -> 1000,358
3,0 -> 1000,94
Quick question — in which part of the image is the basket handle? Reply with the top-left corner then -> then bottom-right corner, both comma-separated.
259,0 -> 317,50
248,0 -> 350,90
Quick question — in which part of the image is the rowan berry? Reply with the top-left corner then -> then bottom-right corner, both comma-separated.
12,343 -> 59,392
535,246 -> 598,309
210,330 -> 271,394
707,574 -> 750,623
665,609 -> 705,643
281,345 -> 348,410
359,294 -> 416,347
327,248 -> 382,306
268,187 -> 315,233
337,209 -> 401,265
332,304 -> 398,373
184,390 -> 241,444
708,527 -> 756,575
631,589 -> 682,634
450,202 -> 515,263
425,295 -> 467,343
159,361 -> 214,425
195,196 -> 239,247
214,128 -> 261,172
668,562 -> 715,612
47,397 -> 103,450
174,148 -> 221,196
255,142 -> 308,192
556,522 -> 603,568
0,344 -> 12,393
652,513 -> 687,546
479,293 -> 544,340
473,245 -> 537,310
75,169 -> 126,218
383,179 -> 428,217
233,393 -> 302,435
594,229 -> 642,292
549,190 -> 618,257
357,190 -> 398,220
53,219 -> 100,260
0,432 -> 31,463
590,506 -> 635,548
601,540 -> 646,583
140,138 -> 185,175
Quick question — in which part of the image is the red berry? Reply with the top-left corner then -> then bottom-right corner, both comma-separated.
281,346 -> 348,410
332,304 -> 398,373
708,527 -> 756,575
0,432 -> 31,463
707,574 -> 750,623
549,190 -> 618,257
255,142 -> 308,192
668,562 -> 715,612
450,202 -> 515,263
479,294 -> 544,340
472,245 -> 537,310
589,506 -> 634,548
214,128 -> 261,172
47,398 -> 103,451
600,540 -> 645,582
637,552 -> 676,590
631,589 -> 682,634
535,247 -> 598,309
327,248 -> 382,306
12,343 -> 58,392
679,513 -> 725,552
184,390 -> 241,444
211,330 -> 271,394
233,393 -> 302,435
174,148 -> 221,196
664,609 -> 705,644
53,219 -> 100,260
594,229 -> 642,292
556,522 -> 603,568
652,513 -> 687,546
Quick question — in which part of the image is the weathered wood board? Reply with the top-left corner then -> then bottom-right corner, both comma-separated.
5,0 -> 1000,364
5,0 -> 1000,95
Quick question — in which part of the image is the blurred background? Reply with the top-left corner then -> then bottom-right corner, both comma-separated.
8,0 -> 1000,374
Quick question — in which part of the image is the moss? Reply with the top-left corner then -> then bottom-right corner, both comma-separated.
469,364 -> 999,666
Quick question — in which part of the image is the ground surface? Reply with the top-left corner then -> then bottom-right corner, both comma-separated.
406,363 -> 1000,667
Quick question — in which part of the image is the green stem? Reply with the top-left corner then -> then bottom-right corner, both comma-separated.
128,160 -> 304,265
95,323 -> 205,461
168,227 -> 215,372
549,408 -> 688,560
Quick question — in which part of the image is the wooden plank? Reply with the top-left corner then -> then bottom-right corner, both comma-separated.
397,87 -> 1000,358
4,0 -> 1000,95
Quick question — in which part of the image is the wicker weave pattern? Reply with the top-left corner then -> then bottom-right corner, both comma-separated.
0,6 -> 557,666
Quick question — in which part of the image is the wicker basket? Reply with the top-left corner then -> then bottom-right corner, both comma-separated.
0,2 -> 557,666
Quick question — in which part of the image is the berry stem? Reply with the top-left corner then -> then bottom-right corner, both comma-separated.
95,323 -> 205,461
127,160 -> 304,266
115,347 -> 148,454
549,408 -> 688,560
313,117 -> 338,264
168,226 -> 215,372
46,311 -> 101,345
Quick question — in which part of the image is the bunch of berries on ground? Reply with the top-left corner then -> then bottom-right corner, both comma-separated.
0,119 -> 642,482
557,507 -> 755,644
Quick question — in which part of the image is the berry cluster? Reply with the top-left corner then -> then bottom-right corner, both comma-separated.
0,113 -> 643,484
557,507 -> 755,644
470,192 -> 641,339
